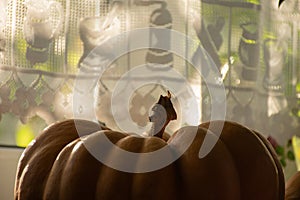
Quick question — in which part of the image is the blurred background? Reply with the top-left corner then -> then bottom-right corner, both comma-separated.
0,0 -> 300,198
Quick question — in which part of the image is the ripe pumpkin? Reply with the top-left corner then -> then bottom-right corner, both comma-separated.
14,93 -> 284,200
14,119 -> 285,200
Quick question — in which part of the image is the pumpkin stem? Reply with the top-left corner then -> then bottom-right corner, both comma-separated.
148,91 -> 177,138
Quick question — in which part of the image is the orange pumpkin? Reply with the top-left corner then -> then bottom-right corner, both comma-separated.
14,93 -> 284,200
14,120 -> 285,200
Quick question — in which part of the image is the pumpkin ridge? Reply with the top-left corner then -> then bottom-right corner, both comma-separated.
200,120 -> 284,200
116,135 -> 145,149
131,137 -> 179,200
43,139 -> 79,200
173,126 -> 240,199
95,135 -> 143,200
15,120 -> 78,185
19,140 -> 75,200
16,119 -> 101,181
91,131 -> 133,200
54,130 -> 126,199
252,130 -> 285,200
17,143 -> 68,200
58,139 -> 103,200
15,119 -> 101,200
